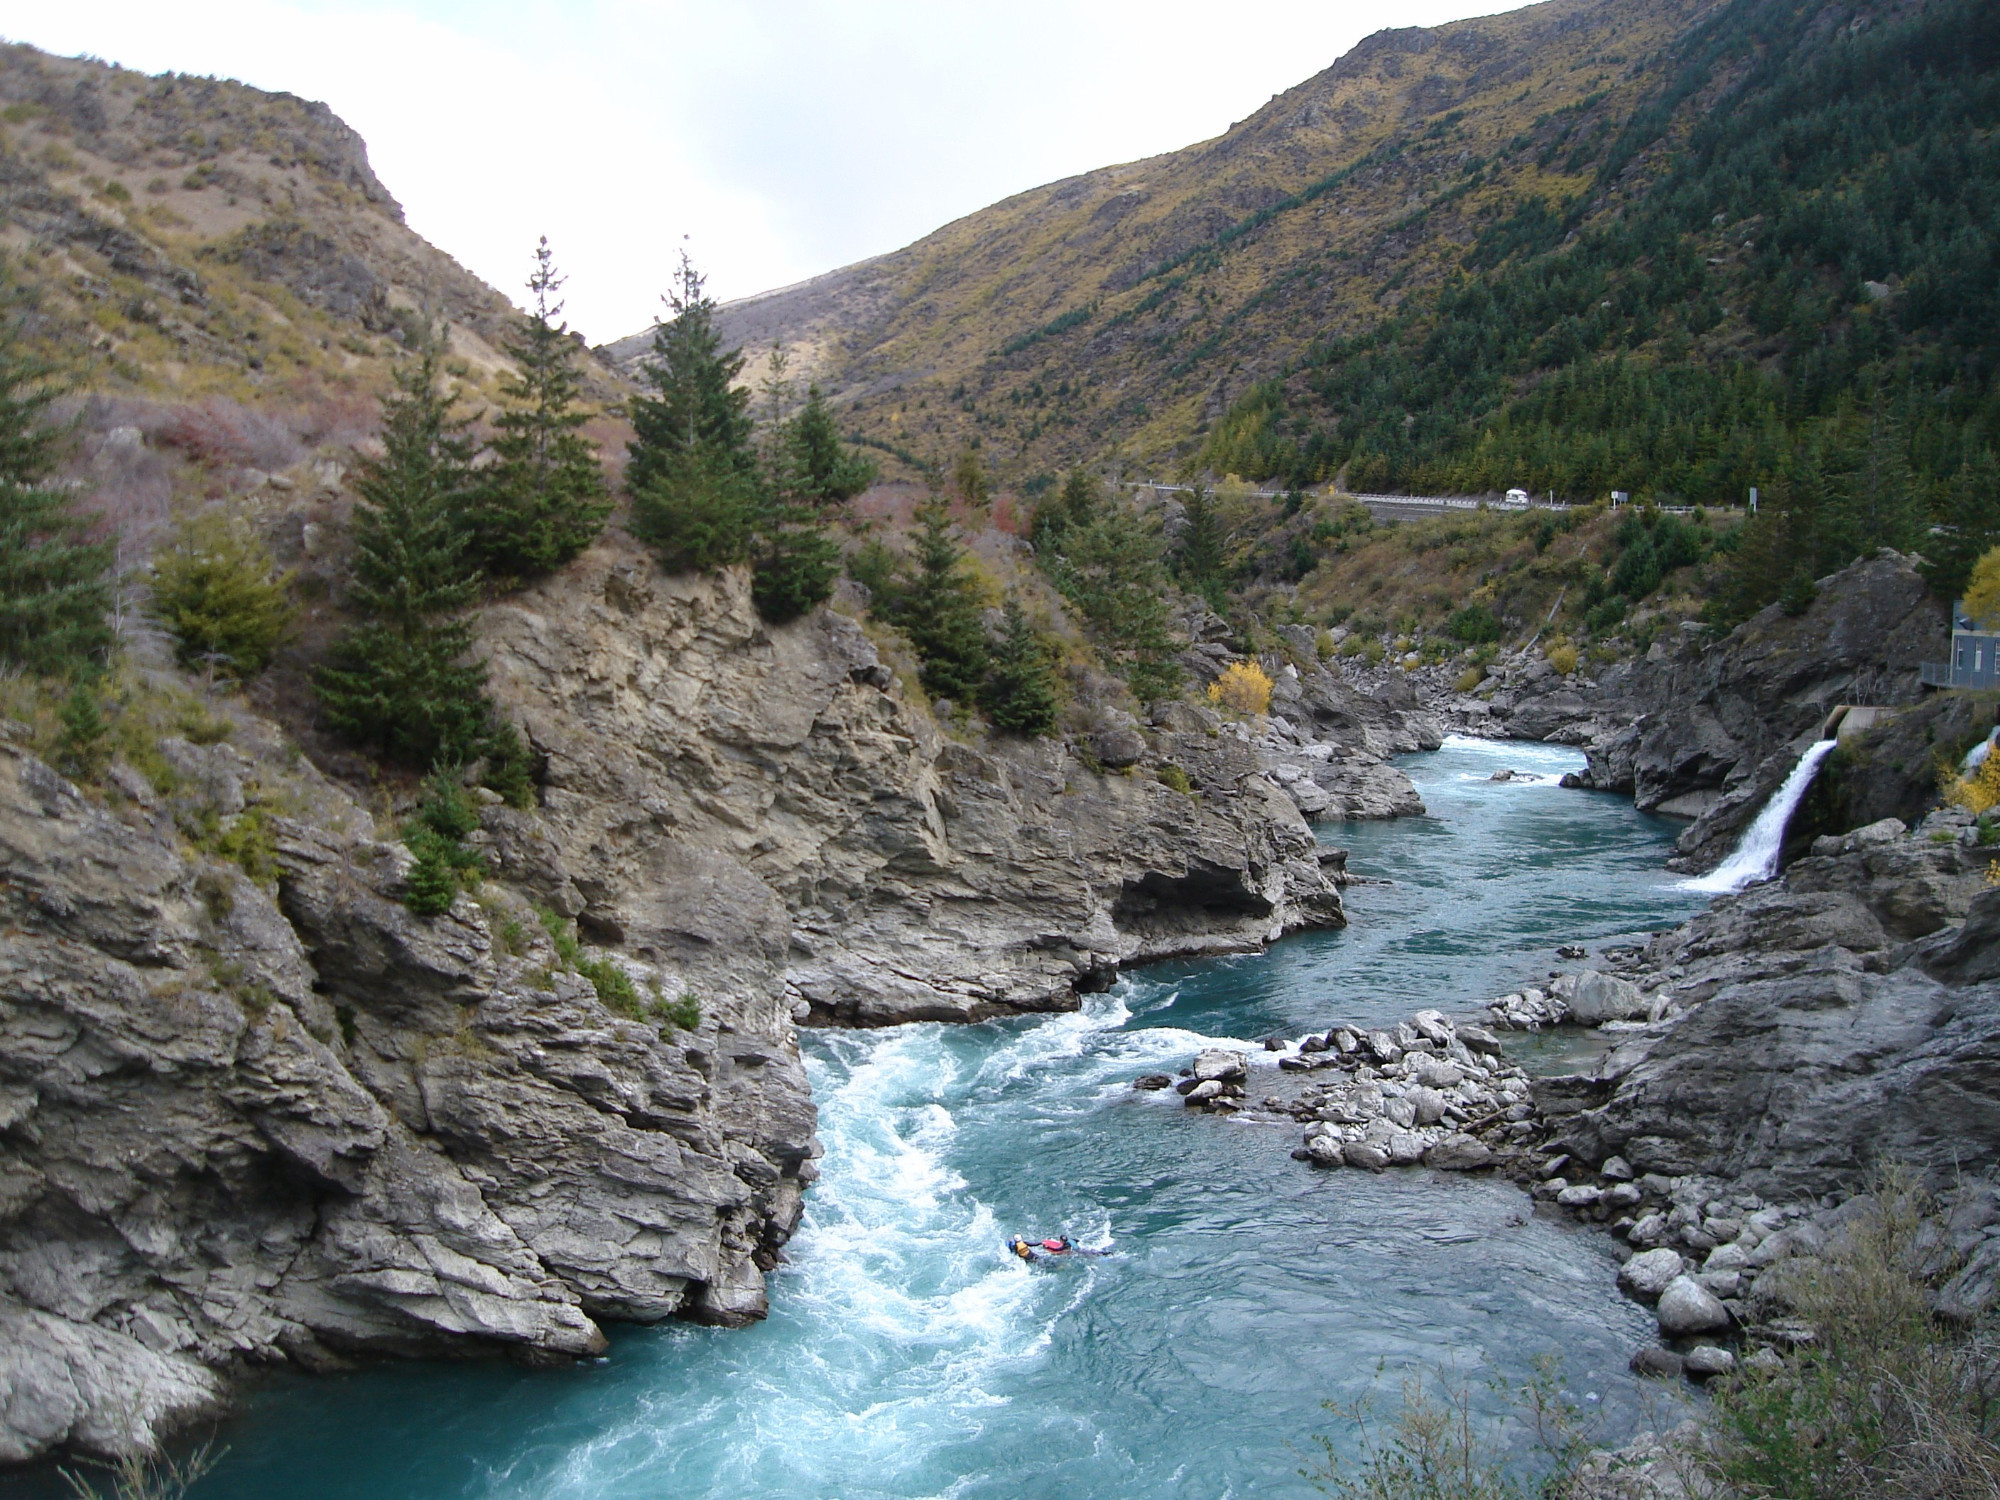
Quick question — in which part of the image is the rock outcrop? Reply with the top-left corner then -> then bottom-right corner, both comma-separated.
0,722 -> 814,1465
1536,816 -> 1996,1197
1259,659 -> 1440,820
1574,552 -> 1944,870
479,543 -> 1346,1027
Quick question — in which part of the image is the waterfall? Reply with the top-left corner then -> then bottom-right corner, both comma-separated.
1683,738 -> 1840,894
1965,729 -> 1999,774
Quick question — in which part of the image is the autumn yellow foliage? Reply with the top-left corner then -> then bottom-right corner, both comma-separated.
1945,748 -> 2000,816
1208,660 -> 1274,716
1964,546 -> 2000,629
1545,638 -> 1579,676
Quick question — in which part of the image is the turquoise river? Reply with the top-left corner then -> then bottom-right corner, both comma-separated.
7,735 -> 1718,1498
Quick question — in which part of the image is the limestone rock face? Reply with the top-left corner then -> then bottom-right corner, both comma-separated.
479,547 -> 1344,1026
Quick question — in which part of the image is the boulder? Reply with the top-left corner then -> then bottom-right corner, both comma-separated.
1406,1086 -> 1449,1125
1618,1249 -> 1686,1300
1344,1140 -> 1391,1170
1557,1184 -> 1603,1208
1560,971 -> 1649,1025
1192,1049 -> 1250,1084
1425,1134 -> 1493,1171
1184,1079 -> 1225,1104
1090,728 -> 1149,770
1684,1345 -> 1737,1379
1458,1025 -> 1503,1055
1387,1131 -> 1429,1166
1656,1275 -> 1731,1336
1305,1136 -> 1347,1166
1628,1347 -> 1686,1379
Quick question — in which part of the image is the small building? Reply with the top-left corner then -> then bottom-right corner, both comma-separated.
1922,601 -> 2000,689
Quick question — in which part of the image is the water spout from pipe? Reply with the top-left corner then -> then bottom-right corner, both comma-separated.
1682,738 -> 1839,894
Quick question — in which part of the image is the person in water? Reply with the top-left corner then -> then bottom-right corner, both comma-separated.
1008,1235 -> 1105,1260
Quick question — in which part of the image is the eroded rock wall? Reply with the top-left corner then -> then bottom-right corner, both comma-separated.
0,725 -> 816,1464
1576,552 -> 1943,869
1543,822 -> 1999,1197
0,539 -> 1356,1464
478,543 -> 1346,1026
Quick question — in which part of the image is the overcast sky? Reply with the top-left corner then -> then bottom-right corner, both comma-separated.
2,0 -> 1520,342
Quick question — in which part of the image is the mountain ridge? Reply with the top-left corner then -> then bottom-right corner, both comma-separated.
607,0 -> 1722,478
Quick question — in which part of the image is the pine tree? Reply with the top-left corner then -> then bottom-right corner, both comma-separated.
901,500 -> 989,704
626,252 -> 754,496
0,322 -> 111,676
1036,472 -> 1180,700
951,444 -> 989,511
629,442 -> 762,572
1029,466 -> 1103,552
1176,484 -> 1230,611
1924,450 -> 2000,601
783,385 -> 876,507
985,596 -> 1059,736
315,342 -> 491,768
464,238 -> 610,581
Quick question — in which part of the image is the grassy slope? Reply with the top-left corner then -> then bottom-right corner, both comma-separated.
668,0 -> 1719,482
0,42 -> 621,409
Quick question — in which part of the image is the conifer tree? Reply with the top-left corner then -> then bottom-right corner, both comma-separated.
626,252 -> 754,495
985,596 -> 1059,735
1030,469 -> 1180,700
150,509 -> 296,677
1176,484 -> 1230,611
0,322 -> 111,675
1925,450 -> 2000,602
315,343 -> 491,768
784,384 -> 876,507
902,500 -> 989,704
465,238 -> 610,580
629,443 -> 762,573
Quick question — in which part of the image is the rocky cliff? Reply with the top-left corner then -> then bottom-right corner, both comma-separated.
1574,552 -> 1945,869
0,712 -> 813,1465
1539,811 -> 1997,1197
0,538 -> 1356,1465
477,538 -> 1346,1027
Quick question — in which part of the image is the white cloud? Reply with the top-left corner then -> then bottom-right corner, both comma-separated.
0,0 -> 1520,341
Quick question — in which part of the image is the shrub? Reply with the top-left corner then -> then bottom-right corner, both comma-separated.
1545,640 -> 1579,676
1944,753 -> 2000,816
1303,1355 -> 1593,1499
55,682 -> 109,780
577,953 -> 643,1017
60,1438 -> 219,1500
652,990 -> 701,1033
1209,660 -> 1275,716
1157,763 -> 1194,795
149,510 -> 297,677
480,721 -> 537,809
1699,1171 -> 2000,1499
1455,665 -> 1486,693
1445,604 -> 1501,644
